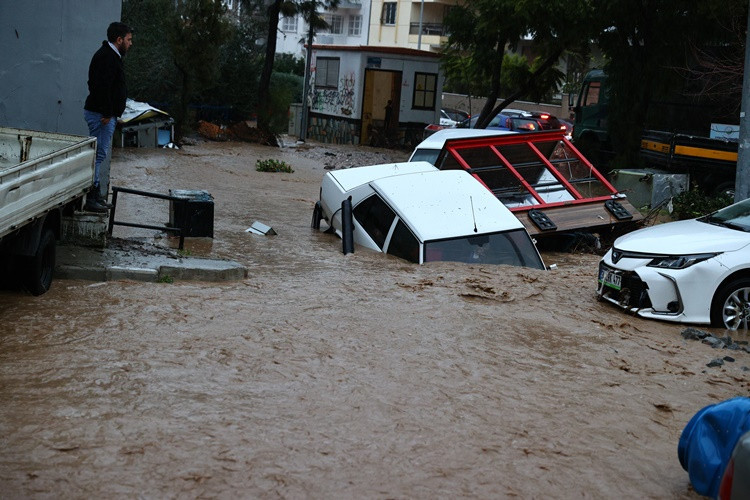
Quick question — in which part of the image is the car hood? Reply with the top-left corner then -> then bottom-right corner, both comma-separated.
615,219 -> 750,254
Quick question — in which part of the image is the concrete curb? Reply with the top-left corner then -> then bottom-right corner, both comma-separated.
55,244 -> 247,283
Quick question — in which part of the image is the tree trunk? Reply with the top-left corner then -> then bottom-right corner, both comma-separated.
257,0 -> 283,134
474,37 -> 505,129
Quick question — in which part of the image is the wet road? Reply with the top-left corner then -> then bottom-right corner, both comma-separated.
1,141 -> 748,498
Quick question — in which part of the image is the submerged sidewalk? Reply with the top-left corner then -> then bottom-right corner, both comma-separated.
55,242 -> 247,283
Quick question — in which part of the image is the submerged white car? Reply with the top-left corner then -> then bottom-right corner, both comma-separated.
597,198 -> 750,329
315,161 -> 545,269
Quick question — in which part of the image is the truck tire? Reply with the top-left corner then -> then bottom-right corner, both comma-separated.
24,228 -> 56,295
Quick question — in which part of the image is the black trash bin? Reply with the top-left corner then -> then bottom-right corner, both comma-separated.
168,189 -> 214,237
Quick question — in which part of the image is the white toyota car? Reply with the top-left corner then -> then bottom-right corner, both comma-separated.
597,197 -> 750,330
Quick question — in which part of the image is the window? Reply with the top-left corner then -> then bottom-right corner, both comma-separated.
348,15 -> 362,36
315,57 -> 340,88
583,82 -> 601,107
324,14 -> 343,34
382,2 -> 397,25
413,72 -> 437,110
281,15 -> 298,32
353,195 -> 396,249
386,220 -> 420,263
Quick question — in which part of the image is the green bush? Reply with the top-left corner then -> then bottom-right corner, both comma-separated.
256,159 -> 294,173
265,72 -> 303,135
670,188 -> 733,220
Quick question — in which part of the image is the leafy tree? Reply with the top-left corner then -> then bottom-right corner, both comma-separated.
594,0 -> 747,167
122,0 -> 180,104
167,0 -> 232,137
256,0 -> 339,137
273,53 -> 305,76
442,0 -> 595,129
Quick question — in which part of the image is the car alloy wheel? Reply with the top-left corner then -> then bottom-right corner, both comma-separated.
712,278 -> 750,330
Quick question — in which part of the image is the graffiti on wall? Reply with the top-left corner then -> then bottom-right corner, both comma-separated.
312,72 -> 356,116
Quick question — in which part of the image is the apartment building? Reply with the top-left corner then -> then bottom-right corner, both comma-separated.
276,1 -> 372,57
368,0 -> 459,52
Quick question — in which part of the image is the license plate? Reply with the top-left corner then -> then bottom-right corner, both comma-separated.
598,266 -> 622,290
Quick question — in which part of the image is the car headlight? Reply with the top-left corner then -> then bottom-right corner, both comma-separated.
647,253 -> 719,269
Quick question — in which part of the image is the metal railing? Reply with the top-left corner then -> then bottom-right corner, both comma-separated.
107,186 -> 186,249
409,22 -> 447,36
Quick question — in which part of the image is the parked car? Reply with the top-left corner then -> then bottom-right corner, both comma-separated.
441,108 -> 469,125
457,113 -> 512,130
597,197 -> 750,329
423,108 -> 473,138
315,161 -> 546,269
409,128 -> 516,165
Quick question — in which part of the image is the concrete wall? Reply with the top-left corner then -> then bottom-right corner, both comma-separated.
0,1 -> 122,135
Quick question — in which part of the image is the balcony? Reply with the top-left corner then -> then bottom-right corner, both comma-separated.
337,0 -> 362,8
409,22 -> 447,37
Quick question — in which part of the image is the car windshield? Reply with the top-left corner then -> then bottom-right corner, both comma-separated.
423,229 -> 545,269
410,148 -> 440,165
700,198 -> 750,232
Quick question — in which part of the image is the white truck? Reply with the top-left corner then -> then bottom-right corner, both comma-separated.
0,126 -> 96,294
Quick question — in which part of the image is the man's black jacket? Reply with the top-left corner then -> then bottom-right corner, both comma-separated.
84,41 -> 127,118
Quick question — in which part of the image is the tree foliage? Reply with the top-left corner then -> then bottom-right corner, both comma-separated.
256,0 -> 339,136
594,0 -> 746,167
443,0 -> 596,128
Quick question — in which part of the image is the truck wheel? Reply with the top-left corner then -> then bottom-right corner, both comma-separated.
25,228 -> 56,295
710,278 -> 750,330
713,181 -> 735,199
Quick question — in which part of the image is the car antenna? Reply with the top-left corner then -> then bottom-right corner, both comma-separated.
470,196 -> 478,232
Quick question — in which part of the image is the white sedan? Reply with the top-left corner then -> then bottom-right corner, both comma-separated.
597,197 -> 750,330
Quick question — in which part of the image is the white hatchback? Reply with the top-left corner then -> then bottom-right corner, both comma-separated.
597,198 -> 750,329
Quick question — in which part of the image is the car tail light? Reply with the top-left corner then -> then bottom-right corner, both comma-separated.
560,124 -> 567,131
540,113 -> 550,119
425,124 -> 445,131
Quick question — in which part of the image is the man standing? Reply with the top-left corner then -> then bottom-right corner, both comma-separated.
83,22 -> 132,212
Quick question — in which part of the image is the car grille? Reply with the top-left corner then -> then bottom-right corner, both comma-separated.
599,265 -> 652,310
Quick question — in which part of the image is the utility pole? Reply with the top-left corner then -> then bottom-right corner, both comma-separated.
300,8 -> 315,143
735,4 -> 750,202
417,0 -> 425,50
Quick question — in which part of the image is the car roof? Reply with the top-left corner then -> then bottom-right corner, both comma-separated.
371,170 -> 524,241
326,161 -> 437,192
412,128 -> 516,151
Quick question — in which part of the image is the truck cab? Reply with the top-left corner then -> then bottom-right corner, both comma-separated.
571,69 -> 611,165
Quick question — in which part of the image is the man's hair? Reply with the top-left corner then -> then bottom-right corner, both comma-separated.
107,22 -> 132,42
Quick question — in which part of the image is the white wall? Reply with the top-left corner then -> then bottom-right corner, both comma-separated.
0,1 -> 122,134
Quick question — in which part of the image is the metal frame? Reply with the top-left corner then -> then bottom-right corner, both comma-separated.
107,186 -> 186,249
440,129 -> 621,212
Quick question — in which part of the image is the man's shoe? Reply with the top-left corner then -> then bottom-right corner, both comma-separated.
85,199 -> 109,213
98,197 -> 114,209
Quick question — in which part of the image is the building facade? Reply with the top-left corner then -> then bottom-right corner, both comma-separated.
276,1 -> 372,58
304,45 -> 442,146
367,0 -> 459,52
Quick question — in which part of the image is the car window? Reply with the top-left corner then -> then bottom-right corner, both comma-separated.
423,229 -> 544,269
353,194 -> 396,249
409,148 -> 441,165
386,219 -> 420,263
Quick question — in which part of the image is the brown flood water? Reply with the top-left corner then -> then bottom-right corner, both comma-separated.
1,140 -> 748,498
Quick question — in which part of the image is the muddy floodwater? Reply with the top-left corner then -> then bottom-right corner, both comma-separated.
1,139 -> 748,498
